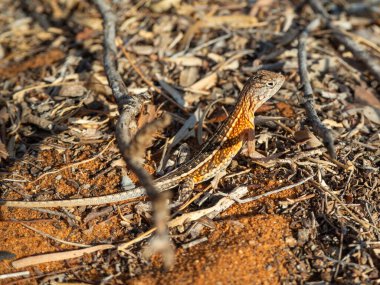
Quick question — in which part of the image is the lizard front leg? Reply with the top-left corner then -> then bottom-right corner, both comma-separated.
241,126 -> 265,159
245,127 -> 257,158
240,114 -> 264,159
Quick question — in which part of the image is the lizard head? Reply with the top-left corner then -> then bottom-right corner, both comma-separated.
242,70 -> 285,113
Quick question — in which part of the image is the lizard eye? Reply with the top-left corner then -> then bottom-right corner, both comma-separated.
266,81 -> 275,88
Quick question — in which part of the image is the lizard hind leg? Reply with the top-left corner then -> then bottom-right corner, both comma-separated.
195,169 -> 227,207
170,178 -> 195,208
178,179 -> 195,203
210,169 -> 227,190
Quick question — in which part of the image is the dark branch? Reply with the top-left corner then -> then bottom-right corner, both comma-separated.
297,18 -> 336,159
92,0 -> 143,148
345,0 -> 380,16
92,0 -> 173,267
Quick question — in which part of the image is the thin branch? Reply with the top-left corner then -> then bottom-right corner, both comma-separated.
169,186 -> 249,227
224,176 -> 313,204
124,114 -> 174,268
92,0 -> 143,149
92,0 -> 129,104
0,271 -> 30,281
29,208 -> 78,226
21,223 -> 90,248
12,244 -> 114,269
0,219 -> 54,224
12,81 -> 84,100
298,18 -> 336,159
93,0 -> 174,267
123,114 -> 171,200
345,0 -> 380,16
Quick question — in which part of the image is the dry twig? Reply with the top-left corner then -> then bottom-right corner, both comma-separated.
0,271 -> 30,281
298,18 -> 336,159
345,0 -> 380,16
124,114 -> 174,267
21,223 -> 90,248
93,0 -> 174,267
12,244 -> 115,269
92,0 -> 143,148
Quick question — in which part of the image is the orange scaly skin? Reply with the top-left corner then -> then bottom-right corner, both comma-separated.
1,70 -> 285,208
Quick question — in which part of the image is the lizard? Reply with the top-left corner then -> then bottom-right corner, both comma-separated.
0,70 -> 285,208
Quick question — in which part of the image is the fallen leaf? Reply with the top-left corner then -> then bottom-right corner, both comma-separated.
354,85 -> 380,108
276,102 -> 295,118
257,132 -> 272,144
76,27 -> 96,41
256,104 -> 273,113
204,15 -> 262,29
207,53 -> 224,63
294,129 -> 323,148
219,59 -> 239,71
150,0 -> 182,12
129,45 -> 155,55
69,118 -> 109,128
322,119 -> 344,128
165,56 -> 203,66
86,74 -> 112,96
250,0 -> 274,16
157,79 -> 185,107
362,106 -> 380,125
58,84 -> 88,98
180,67 -> 199,87
183,92 -> 203,106
72,16 -> 102,30
189,73 -> 217,91
0,49 -> 64,79
0,107 -> 9,123
320,90 -> 338,99
375,249 -> 380,258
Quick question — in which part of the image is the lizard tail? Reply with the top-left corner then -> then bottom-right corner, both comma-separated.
0,187 -> 147,208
